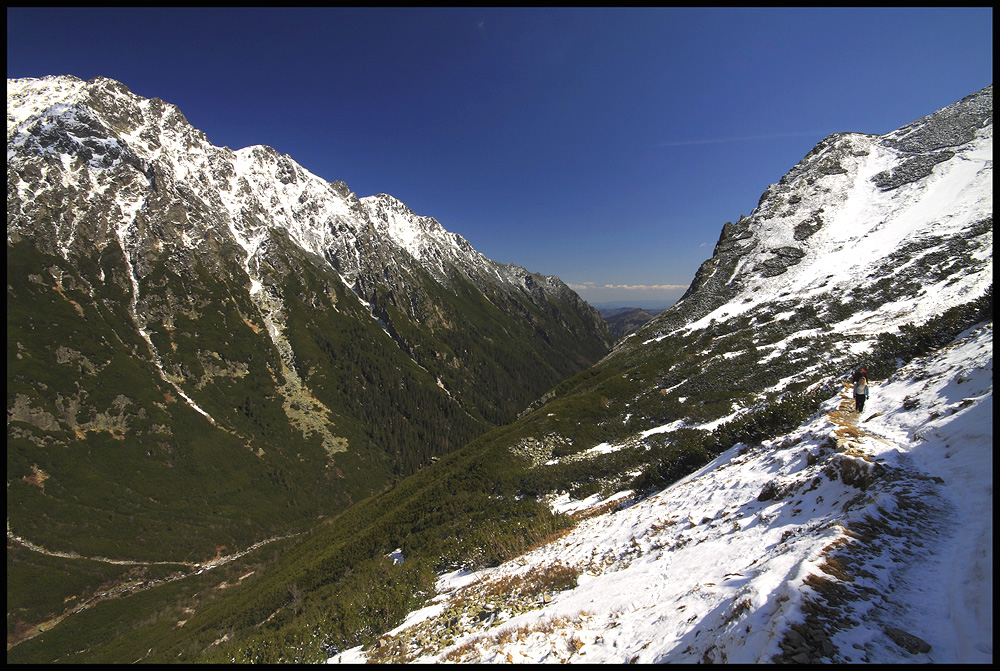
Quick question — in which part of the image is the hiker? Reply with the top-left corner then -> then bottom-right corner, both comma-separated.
851,367 -> 868,384
854,375 -> 870,413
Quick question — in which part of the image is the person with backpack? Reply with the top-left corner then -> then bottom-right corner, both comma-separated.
851,367 -> 868,385
854,375 -> 870,413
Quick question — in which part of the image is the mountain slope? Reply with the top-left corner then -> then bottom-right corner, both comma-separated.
512,85 -> 991,459
341,321 -> 991,664
324,83 -> 991,664
6,74 -> 610,634
659,85 -> 991,339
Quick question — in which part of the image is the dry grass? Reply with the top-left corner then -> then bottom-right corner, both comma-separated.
723,598 -> 753,625
833,424 -> 864,441
513,525 -> 576,558
440,612 -> 594,663
365,635 -> 413,664
364,561 -> 589,663
802,573 -> 853,609
568,495 -> 633,522
817,556 -> 854,582
476,561 -> 581,601
648,516 -> 680,534
22,464 -> 50,491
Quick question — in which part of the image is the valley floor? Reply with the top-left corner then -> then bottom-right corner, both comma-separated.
6,532 -> 302,650
330,323 -> 993,664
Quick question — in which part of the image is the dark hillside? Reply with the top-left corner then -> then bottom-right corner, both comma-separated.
600,307 -> 660,339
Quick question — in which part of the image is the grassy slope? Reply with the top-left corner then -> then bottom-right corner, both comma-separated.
6,230 -> 610,653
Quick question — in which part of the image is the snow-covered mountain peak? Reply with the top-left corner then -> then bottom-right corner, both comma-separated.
646,85 -> 992,345
358,192 -> 490,280
7,75 -> 575,308
6,75 -> 87,135
361,192 -> 448,256
7,73 -> 609,396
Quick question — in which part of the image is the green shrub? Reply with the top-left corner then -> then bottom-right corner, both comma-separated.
865,285 -> 992,379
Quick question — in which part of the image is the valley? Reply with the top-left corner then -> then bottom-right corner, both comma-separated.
598,306 -> 664,340
7,529 -> 301,649
6,78 -> 991,663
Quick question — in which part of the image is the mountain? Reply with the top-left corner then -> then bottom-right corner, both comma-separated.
654,85 -> 992,340
512,84 -> 991,468
6,74 -> 611,633
7,82 -> 990,664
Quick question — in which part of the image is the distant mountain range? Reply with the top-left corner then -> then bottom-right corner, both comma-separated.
591,300 -> 678,311
598,306 -> 664,339
7,79 -> 991,663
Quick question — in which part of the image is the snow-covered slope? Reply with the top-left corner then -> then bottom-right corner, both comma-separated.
649,86 -> 991,351
332,322 -> 992,664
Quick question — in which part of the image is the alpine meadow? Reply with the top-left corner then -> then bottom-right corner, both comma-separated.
7,76 -> 992,664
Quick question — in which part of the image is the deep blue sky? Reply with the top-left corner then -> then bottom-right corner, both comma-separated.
7,7 -> 993,307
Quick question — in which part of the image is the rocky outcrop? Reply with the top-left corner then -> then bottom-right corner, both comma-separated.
881,86 -> 992,154
873,85 -> 992,190
872,150 -> 956,190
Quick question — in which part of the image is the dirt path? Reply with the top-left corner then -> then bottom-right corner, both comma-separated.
773,379 -> 943,663
7,529 -> 302,651
827,381 -> 888,452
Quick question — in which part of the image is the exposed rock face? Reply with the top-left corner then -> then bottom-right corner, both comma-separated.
884,626 -> 932,654
871,150 -> 955,190
651,215 -> 755,334
881,86 -> 993,153
869,90 -> 990,191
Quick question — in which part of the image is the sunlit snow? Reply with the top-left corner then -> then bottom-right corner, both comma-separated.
331,323 -> 991,664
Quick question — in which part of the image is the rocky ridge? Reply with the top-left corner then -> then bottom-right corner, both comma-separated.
648,85 -> 992,340
7,75 -> 608,348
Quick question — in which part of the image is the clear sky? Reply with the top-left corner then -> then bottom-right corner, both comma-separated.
6,7 -> 993,308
